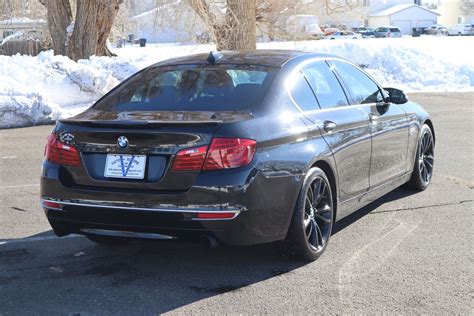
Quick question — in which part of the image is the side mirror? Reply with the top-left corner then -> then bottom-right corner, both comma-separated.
384,87 -> 408,104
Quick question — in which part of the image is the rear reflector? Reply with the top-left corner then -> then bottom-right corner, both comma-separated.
172,145 -> 208,171
196,212 -> 237,219
203,138 -> 256,170
42,200 -> 62,210
45,134 -> 81,166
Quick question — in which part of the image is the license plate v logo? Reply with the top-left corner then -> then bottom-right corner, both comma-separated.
120,155 -> 136,177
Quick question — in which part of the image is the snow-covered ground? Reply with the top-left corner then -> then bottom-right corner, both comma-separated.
1,36 -> 473,128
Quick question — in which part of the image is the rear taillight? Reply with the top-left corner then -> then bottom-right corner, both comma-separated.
172,145 -> 208,171
203,138 -> 256,170
172,138 -> 256,171
387,32 -> 391,37
45,134 -> 81,166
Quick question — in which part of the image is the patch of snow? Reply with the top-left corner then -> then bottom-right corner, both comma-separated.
0,36 -> 473,129
0,90 -> 60,128
0,17 -> 46,25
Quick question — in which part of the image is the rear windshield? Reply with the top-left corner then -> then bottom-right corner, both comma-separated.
93,64 -> 276,112
376,27 -> 388,32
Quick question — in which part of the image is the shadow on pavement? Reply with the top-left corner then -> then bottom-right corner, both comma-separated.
1,231 -> 306,313
333,186 -> 417,234
1,186 -> 416,313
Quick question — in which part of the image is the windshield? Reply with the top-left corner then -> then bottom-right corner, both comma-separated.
93,64 -> 277,112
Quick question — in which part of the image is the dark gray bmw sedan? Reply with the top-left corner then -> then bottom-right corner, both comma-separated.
41,50 -> 434,261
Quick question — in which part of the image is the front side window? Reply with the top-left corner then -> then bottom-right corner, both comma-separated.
94,64 -> 276,112
303,62 -> 348,109
331,61 -> 383,104
288,71 -> 318,112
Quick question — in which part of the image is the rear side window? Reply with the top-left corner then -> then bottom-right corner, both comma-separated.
288,72 -> 318,112
331,61 -> 383,105
303,62 -> 348,109
390,27 -> 400,32
94,64 -> 276,112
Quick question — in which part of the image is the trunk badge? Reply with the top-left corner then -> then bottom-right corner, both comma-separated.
59,131 -> 74,144
117,136 -> 129,149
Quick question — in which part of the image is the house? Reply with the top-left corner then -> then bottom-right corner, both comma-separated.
311,0 -> 441,34
436,0 -> 474,25
126,1 -> 208,44
369,4 -> 440,34
0,18 -> 47,41
312,0 -> 418,29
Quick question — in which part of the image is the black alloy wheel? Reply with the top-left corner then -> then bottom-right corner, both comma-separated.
284,167 -> 334,261
303,176 -> 333,252
408,124 -> 434,190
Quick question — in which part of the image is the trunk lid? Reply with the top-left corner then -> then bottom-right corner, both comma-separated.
55,109 -> 252,192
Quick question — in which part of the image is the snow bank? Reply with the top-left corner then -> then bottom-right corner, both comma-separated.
0,36 -> 473,128
268,37 -> 474,92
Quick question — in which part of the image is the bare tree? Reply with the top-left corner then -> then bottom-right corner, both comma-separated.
256,0 -> 307,41
0,0 -> 46,20
187,0 -> 256,50
39,0 -> 72,56
39,0 -> 123,60
460,0 -> 474,14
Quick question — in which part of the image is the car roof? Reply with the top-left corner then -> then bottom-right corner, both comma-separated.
152,50 -> 337,68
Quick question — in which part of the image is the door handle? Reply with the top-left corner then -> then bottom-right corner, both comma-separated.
369,113 -> 379,123
323,120 -> 337,132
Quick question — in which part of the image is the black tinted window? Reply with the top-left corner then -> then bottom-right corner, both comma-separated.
390,27 -> 400,32
94,64 -> 276,112
303,62 -> 348,109
331,61 -> 383,104
288,72 -> 318,112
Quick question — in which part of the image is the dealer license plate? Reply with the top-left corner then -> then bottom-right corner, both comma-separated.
104,154 -> 146,179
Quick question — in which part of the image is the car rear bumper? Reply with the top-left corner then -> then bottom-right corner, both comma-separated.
41,162 -> 303,246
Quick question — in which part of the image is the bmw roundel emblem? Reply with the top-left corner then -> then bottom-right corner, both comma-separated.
117,136 -> 129,149
59,131 -> 74,144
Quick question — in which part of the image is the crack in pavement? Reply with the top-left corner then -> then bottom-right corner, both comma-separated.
11,207 -> 28,212
369,200 -> 474,215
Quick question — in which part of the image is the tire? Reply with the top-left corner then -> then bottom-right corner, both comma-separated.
283,167 -> 334,261
85,234 -> 129,245
407,124 -> 434,190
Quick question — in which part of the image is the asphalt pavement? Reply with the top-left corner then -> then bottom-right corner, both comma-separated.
0,92 -> 473,314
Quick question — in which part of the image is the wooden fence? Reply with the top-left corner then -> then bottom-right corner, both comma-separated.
0,39 -> 48,56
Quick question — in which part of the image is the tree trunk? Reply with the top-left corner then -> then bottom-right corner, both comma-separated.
221,0 -> 256,50
39,0 -> 72,56
188,0 -> 256,51
68,0 -> 122,61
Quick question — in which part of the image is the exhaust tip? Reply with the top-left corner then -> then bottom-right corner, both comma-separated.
200,235 -> 219,248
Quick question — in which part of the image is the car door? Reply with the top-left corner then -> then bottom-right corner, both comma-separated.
329,60 -> 409,189
296,61 -> 372,209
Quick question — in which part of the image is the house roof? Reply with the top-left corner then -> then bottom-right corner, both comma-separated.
370,4 -> 440,17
